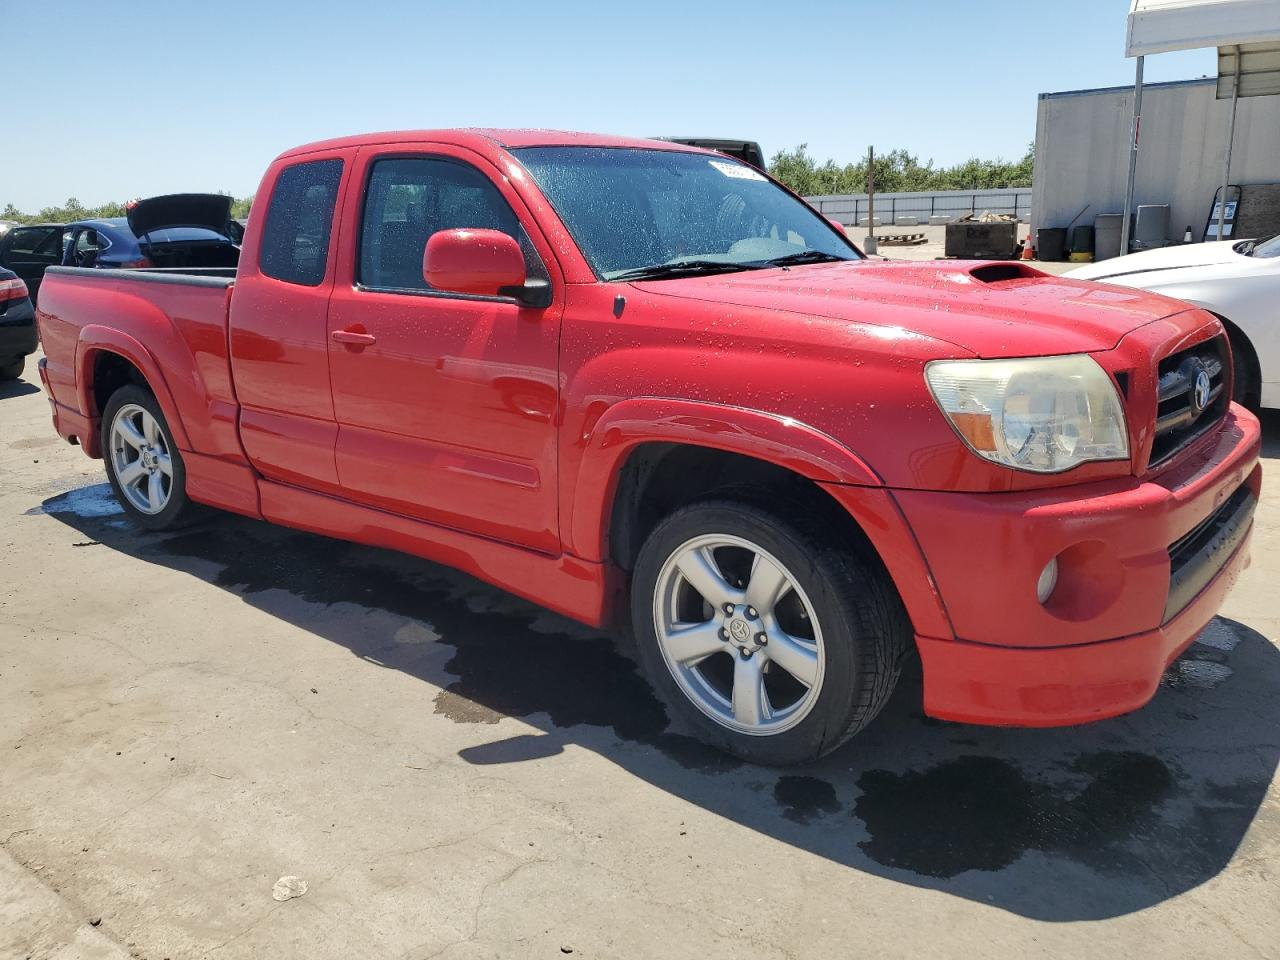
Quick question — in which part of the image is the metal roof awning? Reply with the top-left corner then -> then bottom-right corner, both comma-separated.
1217,41 -> 1280,97
1120,0 -> 1280,250
1126,0 -> 1280,56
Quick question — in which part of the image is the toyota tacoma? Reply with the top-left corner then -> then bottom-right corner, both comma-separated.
35,130 -> 1261,764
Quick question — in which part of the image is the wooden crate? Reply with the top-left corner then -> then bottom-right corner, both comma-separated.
944,221 -> 1020,259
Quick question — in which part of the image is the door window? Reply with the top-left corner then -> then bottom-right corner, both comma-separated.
4,226 -> 63,263
71,229 -> 108,266
259,158 -> 343,286
358,156 -> 544,293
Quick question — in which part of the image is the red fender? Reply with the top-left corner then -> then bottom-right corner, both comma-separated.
75,325 -> 192,457
564,397 -> 883,561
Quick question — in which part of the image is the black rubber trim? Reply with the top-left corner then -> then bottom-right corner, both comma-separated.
43,265 -> 235,289
1163,485 -> 1256,623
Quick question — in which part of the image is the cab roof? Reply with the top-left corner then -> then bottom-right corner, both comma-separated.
277,129 -> 714,161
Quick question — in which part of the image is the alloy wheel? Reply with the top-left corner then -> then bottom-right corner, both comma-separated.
108,403 -> 174,515
652,534 -> 825,736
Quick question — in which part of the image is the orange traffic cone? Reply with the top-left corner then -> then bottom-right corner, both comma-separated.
1020,233 -> 1036,260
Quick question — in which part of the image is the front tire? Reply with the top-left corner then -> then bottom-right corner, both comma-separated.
0,357 -> 24,380
630,499 -> 910,765
1229,333 -> 1261,413
101,385 -> 197,530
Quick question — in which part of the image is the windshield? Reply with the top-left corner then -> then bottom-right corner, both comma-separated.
1249,233 -> 1280,258
513,146 -> 860,280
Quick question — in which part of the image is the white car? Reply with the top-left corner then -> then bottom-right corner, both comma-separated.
1067,235 -> 1279,410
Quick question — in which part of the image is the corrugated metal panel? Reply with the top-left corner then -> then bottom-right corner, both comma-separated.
1033,80 -> 1280,239
1217,41 -> 1280,97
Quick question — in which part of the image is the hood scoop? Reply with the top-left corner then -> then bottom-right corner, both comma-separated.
964,262 -> 1045,284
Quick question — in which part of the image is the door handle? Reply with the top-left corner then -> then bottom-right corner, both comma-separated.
331,328 -> 377,347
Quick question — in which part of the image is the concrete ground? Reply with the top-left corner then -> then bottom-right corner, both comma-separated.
2,354 -> 1278,960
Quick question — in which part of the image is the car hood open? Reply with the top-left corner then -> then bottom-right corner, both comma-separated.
633,259 -> 1197,358
126,193 -> 233,240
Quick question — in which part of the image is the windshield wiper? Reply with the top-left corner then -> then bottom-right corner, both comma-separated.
609,259 -> 765,281
757,250 -> 853,268
1237,239 -> 1258,256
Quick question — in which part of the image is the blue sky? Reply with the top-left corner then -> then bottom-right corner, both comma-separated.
3,1 -> 1215,211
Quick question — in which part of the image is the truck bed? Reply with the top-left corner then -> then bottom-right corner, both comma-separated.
37,265 -> 240,468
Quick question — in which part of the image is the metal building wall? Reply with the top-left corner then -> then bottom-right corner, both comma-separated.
1032,78 -> 1280,241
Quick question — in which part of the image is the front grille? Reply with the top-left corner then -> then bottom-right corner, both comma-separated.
1148,335 -> 1229,467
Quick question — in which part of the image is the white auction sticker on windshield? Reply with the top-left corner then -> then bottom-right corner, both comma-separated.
709,160 -> 766,181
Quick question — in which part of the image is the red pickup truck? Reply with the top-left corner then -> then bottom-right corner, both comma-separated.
36,130 -> 1261,764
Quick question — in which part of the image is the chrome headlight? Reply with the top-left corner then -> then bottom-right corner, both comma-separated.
925,355 -> 1129,473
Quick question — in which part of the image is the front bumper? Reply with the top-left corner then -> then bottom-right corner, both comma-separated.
895,404 -> 1261,726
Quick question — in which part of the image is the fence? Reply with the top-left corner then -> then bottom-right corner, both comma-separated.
804,188 -> 1032,226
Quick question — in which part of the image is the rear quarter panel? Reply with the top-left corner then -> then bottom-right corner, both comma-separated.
36,270 -> 241,460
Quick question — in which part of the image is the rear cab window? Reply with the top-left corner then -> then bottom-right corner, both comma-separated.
260,159 -> 344,285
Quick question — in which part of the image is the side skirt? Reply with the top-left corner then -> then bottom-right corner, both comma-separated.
257,478 -> 613,628
183,451 -> 262,519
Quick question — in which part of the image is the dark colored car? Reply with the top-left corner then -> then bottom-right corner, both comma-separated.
0,223 -> 65,301
0,266 -> 37,381
0,194 -> 241,301
63,194 -> 241,271
658,138 -> 766,170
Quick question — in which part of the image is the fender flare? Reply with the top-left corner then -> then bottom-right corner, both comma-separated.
75,325 -> 192,455
565,396 -> 882,561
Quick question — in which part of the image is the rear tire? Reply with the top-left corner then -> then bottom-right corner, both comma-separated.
0,357 -> 24,380
101,385 -> 197,530
630,498 -> 911,765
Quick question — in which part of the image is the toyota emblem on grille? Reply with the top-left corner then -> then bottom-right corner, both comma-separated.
1192,366 -> 1212,414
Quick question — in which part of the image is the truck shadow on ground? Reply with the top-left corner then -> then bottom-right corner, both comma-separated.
41,485 -> 1280,923
0,376 -> 41,400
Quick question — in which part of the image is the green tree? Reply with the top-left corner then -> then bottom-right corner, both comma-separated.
769,142 -> 1034,195
1,195 -> 253,225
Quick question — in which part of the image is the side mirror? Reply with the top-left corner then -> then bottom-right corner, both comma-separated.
826,217 -> 847,235
424,228 -> 542,303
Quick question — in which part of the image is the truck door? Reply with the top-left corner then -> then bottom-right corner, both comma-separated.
229,151 -> 350,493
325,144 -> 562,553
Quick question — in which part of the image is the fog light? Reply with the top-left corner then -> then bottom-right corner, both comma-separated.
1036,557 -> 1059,604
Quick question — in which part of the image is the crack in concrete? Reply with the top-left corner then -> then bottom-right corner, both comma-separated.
410,856 -> 551,960
198,900 -> 288,958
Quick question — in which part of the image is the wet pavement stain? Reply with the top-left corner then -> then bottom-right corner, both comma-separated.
33,486 -> 1280,920
853,752 -> 1176,878
146,513 -> 740,772
774,775 -> 841,824
1161,646 -> 1234,690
